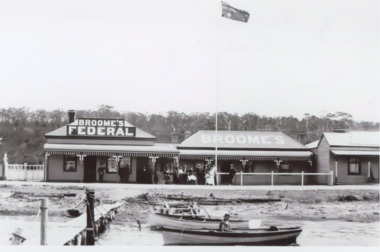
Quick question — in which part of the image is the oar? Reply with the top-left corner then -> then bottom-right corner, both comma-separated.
194,202 -> 212,219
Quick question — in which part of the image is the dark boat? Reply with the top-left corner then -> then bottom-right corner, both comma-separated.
161,226 -> 302,245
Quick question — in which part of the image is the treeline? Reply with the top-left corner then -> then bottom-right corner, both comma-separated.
0,105 -> 378,164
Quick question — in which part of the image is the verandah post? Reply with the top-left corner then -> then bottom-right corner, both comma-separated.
240,171 -> 243,186
335,160 -> 338,184
3,153 -> 8,180
301,171 -> 304,186
368,161 -> 371,178
271,171 -> 274,186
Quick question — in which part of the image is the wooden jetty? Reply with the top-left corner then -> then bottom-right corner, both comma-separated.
22,202 -> 123,245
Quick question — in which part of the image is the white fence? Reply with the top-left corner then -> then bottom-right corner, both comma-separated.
216,171 -> 334,186
6,164 -> 44,182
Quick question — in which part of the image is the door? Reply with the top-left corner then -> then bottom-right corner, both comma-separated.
220,161 -> 231,184
136,157 -> 150,184
83,156 -> 97,182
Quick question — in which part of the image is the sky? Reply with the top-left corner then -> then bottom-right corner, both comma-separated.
0,0 -> 379,122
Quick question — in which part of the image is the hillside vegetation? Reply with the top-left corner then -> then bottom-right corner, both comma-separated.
0,105 -> 378,164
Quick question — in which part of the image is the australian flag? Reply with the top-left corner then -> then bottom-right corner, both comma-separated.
221,2 -> 250,23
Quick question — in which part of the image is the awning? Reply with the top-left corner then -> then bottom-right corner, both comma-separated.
331,150 -> 380,156
179,149 -> 313,161
44,143 -> 179,157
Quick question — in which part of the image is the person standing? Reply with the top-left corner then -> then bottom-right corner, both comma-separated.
118,165 -> 125,183
153,169 -> 158,184
228,164 -> 236,185
207,165 -> 217,186
97,166 -> 105,182
124,163 -> 130,183
163,168 -> 170,184
173,167 -> 179,184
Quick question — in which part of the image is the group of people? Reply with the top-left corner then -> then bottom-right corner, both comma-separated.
98,161 -> 237,185
170,164 -> 219,185
152,163 -> 238,185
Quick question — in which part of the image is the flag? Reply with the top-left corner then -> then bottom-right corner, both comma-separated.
221,2 -> 249,23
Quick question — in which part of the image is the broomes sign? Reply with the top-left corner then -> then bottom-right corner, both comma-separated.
201,134 -> 285,145
67,118 -> 136,137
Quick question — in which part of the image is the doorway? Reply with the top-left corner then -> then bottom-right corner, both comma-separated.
136,157 -> 150,184
83,156 -> 97,182
220,161 -> 232,184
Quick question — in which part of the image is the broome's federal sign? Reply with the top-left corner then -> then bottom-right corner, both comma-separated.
67,118 -> 136,137
201,134 -> 285,145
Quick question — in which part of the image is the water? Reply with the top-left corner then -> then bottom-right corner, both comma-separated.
97,219 -> 380,246
1,215 -> 378,246
0,215 -> 71,245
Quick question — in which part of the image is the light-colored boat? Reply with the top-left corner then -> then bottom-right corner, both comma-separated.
149,212 -> 252,230
161,226 -> 302,245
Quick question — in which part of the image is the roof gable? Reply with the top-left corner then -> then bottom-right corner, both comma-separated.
179,130 -> 307,149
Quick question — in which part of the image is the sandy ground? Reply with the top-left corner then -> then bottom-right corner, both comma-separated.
0,181 -> 378,224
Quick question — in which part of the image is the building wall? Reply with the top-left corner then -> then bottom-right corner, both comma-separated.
95,157 -> 119,183
48,155 -> 140,183
94,156 -> 138,183
316,136 -> 331,184
48,155 -> 83,181
233,160 -> 313,185
335,156 -> 379,184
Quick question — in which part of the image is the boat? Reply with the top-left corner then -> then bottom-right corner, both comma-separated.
149,212 -> 252,230
161,226 -> 302,245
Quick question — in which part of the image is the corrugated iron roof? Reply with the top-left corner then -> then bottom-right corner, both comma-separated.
44,143 -> 179,154
179,130 -> 307,149
331,150 -> 380,156
324,131 -> 380,147
305,140 -> 319,149
179,149 -> 312,158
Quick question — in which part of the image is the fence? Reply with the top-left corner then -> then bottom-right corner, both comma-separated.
6,164 -> 45,182
216,171 -> 334,186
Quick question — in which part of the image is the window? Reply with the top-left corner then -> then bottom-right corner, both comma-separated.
107,157 -> 118,173
63,155 -> 77,172
348,158 -> 360,175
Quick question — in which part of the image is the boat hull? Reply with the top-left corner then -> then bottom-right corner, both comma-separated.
149,213 -> 249,230
161,227 -> 302,246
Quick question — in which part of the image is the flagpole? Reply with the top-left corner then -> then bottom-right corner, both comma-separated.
214,6 -> 221,185
214,1 -> 249,185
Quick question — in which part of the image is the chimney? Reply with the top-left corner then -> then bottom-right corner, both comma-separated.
68,110 -> 76,123
333,129 -> 348,133
170,132 -> 179,143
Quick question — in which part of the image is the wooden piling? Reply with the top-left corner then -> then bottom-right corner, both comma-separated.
86,189 -> 95,245
40,198 -> 48,245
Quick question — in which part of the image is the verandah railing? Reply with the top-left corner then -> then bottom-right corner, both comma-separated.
215,171 -> 334,186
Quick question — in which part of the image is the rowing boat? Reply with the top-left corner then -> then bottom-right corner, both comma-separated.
161,226 -> 302,245
149,212 -> 250,230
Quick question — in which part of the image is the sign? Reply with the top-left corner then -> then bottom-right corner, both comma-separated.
67,118 -> 136,137
200,134 -> 285,145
